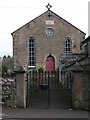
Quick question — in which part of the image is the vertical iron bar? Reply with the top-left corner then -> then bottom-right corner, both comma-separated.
26,73 -> 28,107
47,72 -> 50,108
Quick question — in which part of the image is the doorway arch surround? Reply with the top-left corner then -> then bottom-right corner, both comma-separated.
45,54 -> 55,72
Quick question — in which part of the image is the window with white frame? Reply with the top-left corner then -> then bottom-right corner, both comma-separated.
28,37 -> 36,67
64,37 -> 72,54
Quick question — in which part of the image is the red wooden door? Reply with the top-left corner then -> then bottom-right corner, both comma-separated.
46,55 -> 55,72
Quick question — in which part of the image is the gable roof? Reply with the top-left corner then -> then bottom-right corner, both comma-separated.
11,10 -> 86,35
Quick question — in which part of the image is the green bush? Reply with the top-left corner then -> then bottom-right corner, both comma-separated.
38,67 -> 44,73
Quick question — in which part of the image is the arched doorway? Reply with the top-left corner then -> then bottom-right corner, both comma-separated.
46,54 -> 55,72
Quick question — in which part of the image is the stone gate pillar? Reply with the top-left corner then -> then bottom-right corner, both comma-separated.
15,70 -> 27,108
72,70 -> 83,109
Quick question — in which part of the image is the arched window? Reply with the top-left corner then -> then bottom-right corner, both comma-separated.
64,37 -> 72,54
28,37 -> 36,67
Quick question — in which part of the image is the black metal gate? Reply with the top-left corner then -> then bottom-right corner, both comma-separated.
27,71 -> 72,109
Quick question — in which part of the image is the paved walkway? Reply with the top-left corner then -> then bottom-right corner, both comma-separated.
1,107 -> 89,119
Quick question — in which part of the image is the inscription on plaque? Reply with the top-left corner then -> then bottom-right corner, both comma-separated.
46,20 -> 54,25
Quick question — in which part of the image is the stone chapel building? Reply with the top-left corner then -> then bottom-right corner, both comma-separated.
11,4 -> 89,108
11,4 -> 86,73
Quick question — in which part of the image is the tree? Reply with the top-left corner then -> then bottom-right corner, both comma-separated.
2,55 -> 13,77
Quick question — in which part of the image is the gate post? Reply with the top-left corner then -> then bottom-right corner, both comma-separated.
72,71 -> 83,109
15,70 -> 27,108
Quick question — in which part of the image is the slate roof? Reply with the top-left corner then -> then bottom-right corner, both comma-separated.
81,36 -> 90,44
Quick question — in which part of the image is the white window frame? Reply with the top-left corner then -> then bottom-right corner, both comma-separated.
28,37 -> 36,67
64,37 -> 72,54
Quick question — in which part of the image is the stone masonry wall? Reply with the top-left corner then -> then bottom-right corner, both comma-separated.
12,10 -> 85,70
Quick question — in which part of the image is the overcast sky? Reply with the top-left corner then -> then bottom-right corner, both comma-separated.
0,0 -> 89,57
